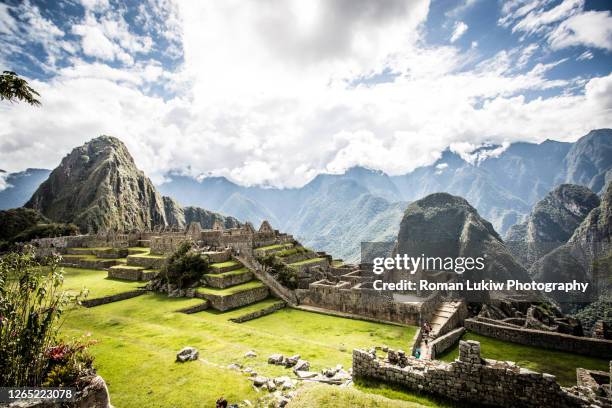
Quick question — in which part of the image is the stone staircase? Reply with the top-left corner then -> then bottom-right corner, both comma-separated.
418,300 -> 467,359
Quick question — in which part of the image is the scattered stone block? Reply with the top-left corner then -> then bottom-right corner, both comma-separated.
176,347 -> 198,362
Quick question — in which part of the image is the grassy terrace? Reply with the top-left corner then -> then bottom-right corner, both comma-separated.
128,252 -> 166,259
206,267 -> 250,278
61,291 -> 419,407
196,280 -> 265,296
128,247 -> 150,253
69,247 -> 112,251
109,265 -> 143,270
62,267 -> 143,299
209,260 -> 241,269
288,257 -> 325,267
255,243 -> 293,251
62,254 -> 99,260
438,332 -> 610,386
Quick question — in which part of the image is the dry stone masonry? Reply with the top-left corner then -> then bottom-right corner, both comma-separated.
353,340 -> 607,408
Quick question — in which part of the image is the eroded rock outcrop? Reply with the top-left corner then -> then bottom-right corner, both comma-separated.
506,184 -> 600,268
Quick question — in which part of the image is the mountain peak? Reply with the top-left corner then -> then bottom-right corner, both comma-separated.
25,136 -> 166,231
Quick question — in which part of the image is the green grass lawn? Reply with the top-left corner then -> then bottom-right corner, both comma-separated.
61,290 -> 420,407
61,267 -> 144,299
290,383 -> 438,408
196,280 -> 265,296
437,332 -> 610,386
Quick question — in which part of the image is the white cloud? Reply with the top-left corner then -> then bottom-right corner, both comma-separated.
72,20 -> 117,61
511,0 -> 583,35
0,0 -> 611,189
577,50 -> 593,61
0,172 -> 10,192
450,21 -> 469,43
548,10 -> 612,51
516,43 -> 539,68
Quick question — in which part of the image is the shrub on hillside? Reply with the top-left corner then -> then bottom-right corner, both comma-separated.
0,208 -> 79,252
256,255 -> 298,289
0,246 -> 91,386
161,241 -> 209,289
0,208 -> 48,241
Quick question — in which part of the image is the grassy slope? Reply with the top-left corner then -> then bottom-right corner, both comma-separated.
289,383 -> 434,408
61,293 -> 418,407
437,332 -> 609,386
62,267 -> 143,298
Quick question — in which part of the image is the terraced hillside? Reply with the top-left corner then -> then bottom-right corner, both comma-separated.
254,242 -> 342,289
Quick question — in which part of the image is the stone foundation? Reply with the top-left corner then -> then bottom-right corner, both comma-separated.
204,270 -> 253,289
126,254 -> 166,269
198,286 -> 269,311
296,281 -> 431,326
108,266 -> 143,281
353,340 -> 594,407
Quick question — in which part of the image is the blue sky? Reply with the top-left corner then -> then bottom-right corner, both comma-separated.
0,0 -> 611,187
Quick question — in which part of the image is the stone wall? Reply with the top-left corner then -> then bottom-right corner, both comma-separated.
204,270 -> 253,289
176,300 -> 210,314
198,286 -> 269,312
107,266 -> 143,281
353,340 -> 593,408
81,290 -> 145,307
296,281 -> 424,325
126,255 -> 166,269
230,301 -> 286,323
465,318 -> 612,359
430,327 -> 465,359
435,300 -> 468,337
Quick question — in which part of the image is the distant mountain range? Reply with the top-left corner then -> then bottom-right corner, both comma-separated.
159,129 -> 612,261
1,129 -> 610,261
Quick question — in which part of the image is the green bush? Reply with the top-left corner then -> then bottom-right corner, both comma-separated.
277,266 -> 298,289
0,208 -> 48,241
256,255 -> 298,289
0,246 -> 86,386
162,241 -> 208,289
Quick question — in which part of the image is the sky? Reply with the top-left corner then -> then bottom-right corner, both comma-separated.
0,0 -> 611,188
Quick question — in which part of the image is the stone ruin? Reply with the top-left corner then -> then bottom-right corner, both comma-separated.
353,340 -> 612,408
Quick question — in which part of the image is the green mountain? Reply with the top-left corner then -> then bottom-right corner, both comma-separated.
395,193 -> 531,291
24,136 -> 238,232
